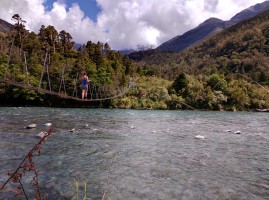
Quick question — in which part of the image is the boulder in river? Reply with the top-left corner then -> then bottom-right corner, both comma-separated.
36,131 -> 46,138
44,123 -> 52,126
25,124 -> 37,129
234,131 -> 241,134
70,128 -> 75,132
194,135 -> 205,139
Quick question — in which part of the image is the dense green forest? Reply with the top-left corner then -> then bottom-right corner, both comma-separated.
123,10 -> 269,111
0,12 -> 269,111
0,14 -> 135,107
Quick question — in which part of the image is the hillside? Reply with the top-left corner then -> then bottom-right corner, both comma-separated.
0,19 -> 13,33
0,10 -> 268,111
138,9 -> 269,79
128,0 -> 269,61
157,18 -> 228,52
179,9 -> 269,77
0,14 -> 135,107
230,0 -> 269,23
121,10 -> 269,111
157,0 -> 269,52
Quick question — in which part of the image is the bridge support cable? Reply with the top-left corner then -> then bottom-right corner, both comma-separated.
97,85 -> 102,99
39,52 -> 47,89
23,51 -> 29,85
72,72 -> 79,98
94,85 -> 98,99
46,53 -> 52,92
100,86 -> 105,99
59,65 -> 67,95
38,51 -> 52,92
0,76 -> 136,102
98,86 -> 102,99
5,34 -> 16,80
237,73 -> 269,94
89,83 -> 93,100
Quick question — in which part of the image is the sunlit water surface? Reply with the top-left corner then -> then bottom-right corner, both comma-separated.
0,107 -> 268,199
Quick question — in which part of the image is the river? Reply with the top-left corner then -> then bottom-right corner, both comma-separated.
0,107 -> 268,199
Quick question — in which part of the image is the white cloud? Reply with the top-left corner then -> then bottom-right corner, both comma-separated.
0,0 -> 266,50
0,0 -> 105,44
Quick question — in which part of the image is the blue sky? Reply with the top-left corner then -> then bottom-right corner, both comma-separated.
44,0 -> 101,22
0,0 -> 267,50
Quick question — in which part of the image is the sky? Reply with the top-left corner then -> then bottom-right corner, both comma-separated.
0,0 -> 267,50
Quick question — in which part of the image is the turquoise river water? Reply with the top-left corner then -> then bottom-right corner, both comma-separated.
0,107 -> 268,199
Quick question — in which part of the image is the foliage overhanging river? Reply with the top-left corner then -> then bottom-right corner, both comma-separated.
0,107 -> 268,199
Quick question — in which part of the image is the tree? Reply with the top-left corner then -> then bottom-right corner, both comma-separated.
85,41 -> 96,60
59,30 -> 74,55
207,73 -> 227,92
11,14 -> 27,53
93,41 -> 104,71
171,72 -> 189,95
104,42 -> 111,59
46,25 -> 58,53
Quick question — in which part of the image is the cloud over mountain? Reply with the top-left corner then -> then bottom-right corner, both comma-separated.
0,0 -> 265,50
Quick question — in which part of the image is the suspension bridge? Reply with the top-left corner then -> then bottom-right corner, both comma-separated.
0,77 -> 136,102
0,15 -> 135,103
0,59 -> 136,102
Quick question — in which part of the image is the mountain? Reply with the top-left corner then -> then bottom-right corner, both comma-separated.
137,9 -> 269,81
73,43 -> 83,50
157,0 -> 269,52
119,49 -> 136,55
127,9 -> 269,111
230,0 -> 269,23
157,18 -> 228,52
0,19 -> 13,33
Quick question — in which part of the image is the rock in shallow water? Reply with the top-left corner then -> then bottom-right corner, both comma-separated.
25,123 -> 36,129
194,135 -> 205,139
36,131 -> 46,138
70,128 -> 75,132
44,123 -> 52,126
234,131 -> 241,134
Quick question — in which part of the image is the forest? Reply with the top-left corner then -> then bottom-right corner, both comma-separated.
0,14 -> 135,107
0,11 -> 269,111
122,10 -> 269,111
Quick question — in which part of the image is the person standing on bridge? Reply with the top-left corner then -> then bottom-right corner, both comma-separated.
82,72 -> 89,100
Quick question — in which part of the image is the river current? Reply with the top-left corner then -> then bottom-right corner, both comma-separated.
0,107 -> 268,199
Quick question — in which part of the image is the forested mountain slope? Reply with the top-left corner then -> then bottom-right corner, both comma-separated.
0,11 -> 269,111
138,10 -> 269,80
123,10 -> 269,111
0,19 -> 12,33
157,18 -> 227,52
129,1 -> 269,61
157,0 -> 269,52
